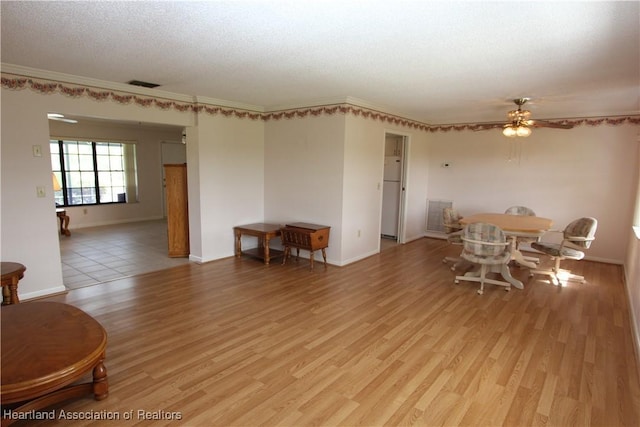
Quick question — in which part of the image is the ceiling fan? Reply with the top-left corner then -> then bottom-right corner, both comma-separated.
498,98 -> 573,137
47,113 -> 78,124
475,98 -> 574,137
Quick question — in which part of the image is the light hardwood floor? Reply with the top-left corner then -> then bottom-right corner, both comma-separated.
28,238 -> 640,426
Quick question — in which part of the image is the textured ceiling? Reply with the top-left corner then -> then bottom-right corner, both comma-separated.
1,1 -> 639,124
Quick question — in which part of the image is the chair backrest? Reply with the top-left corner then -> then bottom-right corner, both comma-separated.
564,217 -> 598,249
505,206 -> 536,216
462,222 -> 507,257
442,207 -> 462,233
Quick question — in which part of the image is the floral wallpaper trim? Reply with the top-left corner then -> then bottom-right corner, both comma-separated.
2,74 -> 639,130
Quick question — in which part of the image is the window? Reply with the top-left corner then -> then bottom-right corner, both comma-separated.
51,139 -> 138,207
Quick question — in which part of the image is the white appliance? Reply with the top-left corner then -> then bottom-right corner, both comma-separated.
381,156 -> 402,238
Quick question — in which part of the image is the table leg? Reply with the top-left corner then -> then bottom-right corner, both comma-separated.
2,281 -> 20,305
264,236 -> 271,265
497,264 -> 524,289
235,231 -> 242,257
63,214 -> 70,236
507,236 -> 536,269
92,358 -> 108,401
2,286 -> 11,305
58,214 -> 71,236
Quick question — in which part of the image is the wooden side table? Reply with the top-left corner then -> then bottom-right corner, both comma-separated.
281,223 -> 330,270
234,223 -> 283,265
1,302 -> 108,425
56,208 -> 71,236
1,262 -> 26,305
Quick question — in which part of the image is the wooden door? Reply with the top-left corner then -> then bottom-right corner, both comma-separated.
164,164 -> 189,257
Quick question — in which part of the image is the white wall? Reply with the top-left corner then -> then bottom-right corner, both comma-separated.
426,124 -> 638,263
189,112 -> 265,263
264,114 -> 346,264
264,111 -> 430,266
625,142 -> 640,373
342,116 -> 430,264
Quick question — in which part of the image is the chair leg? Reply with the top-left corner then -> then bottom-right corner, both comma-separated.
530,257 -> 586,286
455,264 -> 510,295
478,265 -> 486,295
443,256 -> 465,271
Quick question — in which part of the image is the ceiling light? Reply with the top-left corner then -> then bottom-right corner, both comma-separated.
502,125 -> 532,137
47,113 -> 78,124
502,125 -> 517,137
516,126 -> 531,137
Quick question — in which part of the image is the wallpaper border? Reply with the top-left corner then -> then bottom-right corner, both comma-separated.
3,74 -> 639,131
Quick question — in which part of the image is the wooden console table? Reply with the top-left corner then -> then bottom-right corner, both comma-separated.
1,302 -> 108,426
281,223 -> 330,270
1,262 -> 26,305
234,223 -> 283,265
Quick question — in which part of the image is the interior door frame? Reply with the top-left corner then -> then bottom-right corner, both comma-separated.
382,131 -> 409,244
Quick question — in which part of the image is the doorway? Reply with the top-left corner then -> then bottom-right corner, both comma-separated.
381,133 -> 407,247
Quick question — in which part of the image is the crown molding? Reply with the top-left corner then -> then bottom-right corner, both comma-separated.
265,95 -> 426,124
194,95 -> 264,113
1,63 -> 195,103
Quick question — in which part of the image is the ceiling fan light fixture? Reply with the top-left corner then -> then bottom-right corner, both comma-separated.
502,125 -> 517,137
516,126 -> 532,137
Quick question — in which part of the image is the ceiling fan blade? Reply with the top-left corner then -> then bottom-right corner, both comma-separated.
472,123 -> 503,131
528,119 -> 573,129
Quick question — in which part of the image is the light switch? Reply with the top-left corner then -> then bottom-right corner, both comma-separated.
32,145 -> 42,157
36,186 -> 46,197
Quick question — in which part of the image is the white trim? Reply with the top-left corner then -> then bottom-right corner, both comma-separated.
188,254 -> 204,264
61,215 -> 165,229
194,95 -> 264,112
340,250 -> 380,266
20,285 -> 67,301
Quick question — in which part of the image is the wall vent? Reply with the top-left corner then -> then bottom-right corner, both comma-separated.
426,199 -> 453,233
127,80 -> 160,88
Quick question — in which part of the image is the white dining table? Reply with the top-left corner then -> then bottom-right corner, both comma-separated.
458,213 -> 553,289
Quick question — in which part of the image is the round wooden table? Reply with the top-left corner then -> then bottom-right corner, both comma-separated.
1,302 -> 108,424
1,262 -> 26,305
459,213 -> 553,235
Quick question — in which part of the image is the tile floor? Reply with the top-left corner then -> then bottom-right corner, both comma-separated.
59,219 -> 191,289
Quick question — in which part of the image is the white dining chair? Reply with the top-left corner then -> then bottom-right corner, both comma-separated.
529,217 -> 597,285
454,222 -> 512,295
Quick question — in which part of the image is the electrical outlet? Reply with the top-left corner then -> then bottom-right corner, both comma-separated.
36,186 -> 46,197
